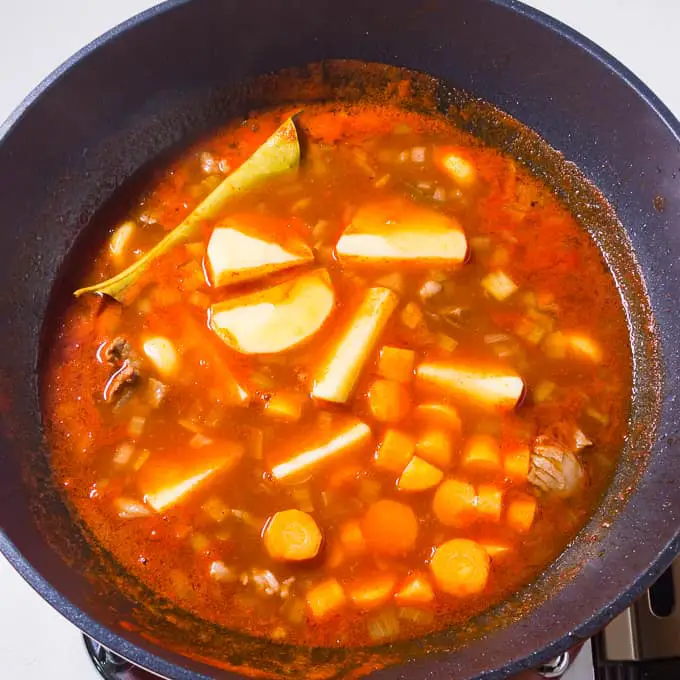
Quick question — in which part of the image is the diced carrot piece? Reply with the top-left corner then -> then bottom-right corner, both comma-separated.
462,434 -> 501,472
306,578 -> 347,619
400,302 -> 424,330
338,520 -> 366,557
139,442 -> 243,512
362,500 -> 418,556
264,391 -> 306,422
367,379 -> 411,423
415,429 -> 452,468
374,429 -> 416,473
476,484 -> 504,522
432,479 -> 476,527
263,509 -> 323,562
430,539 -> 490,596
327,540 -> 345,569
414,403 -> 462,432
481,542 -> 512,559
377,346 -> 416,383
416,360 -> 524,411
348,573 -> 398,610
507,493 -> 538,533
270,419 -> 372,481
504,444 -> 531,481
395,572 -> 435,605
312,287 -> 399,404
397,457 -> 443,492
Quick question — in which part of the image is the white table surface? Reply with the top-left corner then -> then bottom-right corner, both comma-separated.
0,1 -> 678,678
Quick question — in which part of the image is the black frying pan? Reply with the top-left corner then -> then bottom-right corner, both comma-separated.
0,1 -> 679,678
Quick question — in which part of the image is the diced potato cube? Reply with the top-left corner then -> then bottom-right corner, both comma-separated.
143,336 -> 180,377
210,269 -> 335,355
377,346 -> 416,383
270,420 -> 372,481
206,214 -> 313,287
312,287 -> 399,404
481,270 -> 518,301
400,302 -> 424,330
435,148 -> 477,186
338,520 -> 366,557
374,429 -> 416,473
397,456 -> 443,491
139,442 -> 243,512
415,429 -> 452,469
395,572 -> 435,605
504,444 -> 531,481
348,573 -> 397,610
264,392 -> 306,422
336,199 -> 468,266
566,333 -> 603,363
307,578 -> 347,620
416,360 -> 524,411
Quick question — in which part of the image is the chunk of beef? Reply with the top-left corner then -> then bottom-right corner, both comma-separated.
528,435 -> 584,497
102,336 -> 141,402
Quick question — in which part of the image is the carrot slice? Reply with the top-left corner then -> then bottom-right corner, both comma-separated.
415,429 -> 453,468
362,500 -> 418,556
476,484 -> 504,522
432,479 -> 476,527
306,578 -> 347,620
377,346 -> 416,383
338,519 -> 367,557
414,403 -> 462,432
367,379 -> 411,423
462,434 -> 501,472
374,429 -> 416,473
504,443 -> 531,481
395,572 -> 435,605
348,573 -> 398,609
397,456 -> 443,492
507,493 -> 538,533
430,539 -> 490,596
263,509 -> 323,562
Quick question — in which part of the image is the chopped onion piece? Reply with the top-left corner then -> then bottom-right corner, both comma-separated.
190,433 -> 213,448
209,560 -> 237,582
109,221 -> 135,261
252,569 -> 281,596
432,187 -> 446,202
367,609 -> 400,641
113,442 -> 135,466
411,147 -> 426,163
534,380 -> 556,403
143,336 -> 180,377
190,533 -> 210,553
586,407 -> 609,426
202,496 -> 229,522
397,607 -> 435,625
419,280 -> 442,301
114,497 -> 151,519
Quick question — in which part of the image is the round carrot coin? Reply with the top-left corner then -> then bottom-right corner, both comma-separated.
430,538 -> 490,596
263,509 -> 323,562
362,499 -> 418,556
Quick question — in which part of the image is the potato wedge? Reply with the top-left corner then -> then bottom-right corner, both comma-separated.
206,214 -> 313,287
336,199 -> 468,266
139,442 -> 243,512
210,269 -> 335,354
416,360 -> 524,410
270,419 -> 372,481
311,287 -> 399,403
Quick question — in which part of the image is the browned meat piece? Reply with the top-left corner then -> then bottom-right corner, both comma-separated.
528,435 -> 584,497
101,336 -> 141,402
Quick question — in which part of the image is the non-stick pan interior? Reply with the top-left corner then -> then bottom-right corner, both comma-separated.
0,1 -> 679,679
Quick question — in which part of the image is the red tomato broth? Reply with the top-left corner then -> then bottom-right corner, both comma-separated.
42,103 -> 631,647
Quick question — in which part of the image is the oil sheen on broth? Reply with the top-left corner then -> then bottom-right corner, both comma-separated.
42,103 -> 632,647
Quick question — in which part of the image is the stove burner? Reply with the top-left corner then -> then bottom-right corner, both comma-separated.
83,636 -> 160,680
